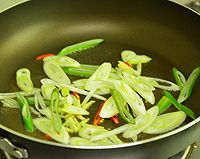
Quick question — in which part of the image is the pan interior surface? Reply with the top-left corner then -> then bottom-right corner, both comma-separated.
0,0 -> 199,148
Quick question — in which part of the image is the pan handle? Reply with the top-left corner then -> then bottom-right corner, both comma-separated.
0,137 -> 28,159
181,142 -> 198,159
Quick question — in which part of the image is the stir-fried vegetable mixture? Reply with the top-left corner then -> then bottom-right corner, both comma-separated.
0,39 -> 199,146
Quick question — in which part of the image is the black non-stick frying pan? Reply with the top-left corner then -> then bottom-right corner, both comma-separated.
0,0 -> 200,159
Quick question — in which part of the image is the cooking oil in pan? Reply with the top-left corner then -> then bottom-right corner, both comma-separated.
0,42 -> 195,144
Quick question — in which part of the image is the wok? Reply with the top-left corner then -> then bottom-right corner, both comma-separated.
0,0 -> 200,159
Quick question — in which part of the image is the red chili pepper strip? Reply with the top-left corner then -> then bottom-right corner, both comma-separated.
72,92 -> 80,100
124,61 -> 132,68
93,100 -> 106,126
93,115 -> 102,126
35,53 -> 55,60
110,115 -> 120,124
44,134 -> 52,141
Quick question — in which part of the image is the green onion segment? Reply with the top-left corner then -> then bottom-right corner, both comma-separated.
164,91 -> 196,119
177,66 -> 200,103
172,67 -> 186,90
16,68 -> 34,92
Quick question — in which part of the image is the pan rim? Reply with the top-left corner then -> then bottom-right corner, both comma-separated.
169,0 -> 200,16
0,115 -> 199,149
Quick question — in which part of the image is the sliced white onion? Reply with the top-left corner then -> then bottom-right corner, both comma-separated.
33,117 -> 70,144
59,83 -> 106,101
143,111 -> 186,134
16,68 -> 34,92
0,88 -> 40,100
123,106 -> 159,138
1,98 -> 19,108
70,137 -> 95,146
143,77 -> 180,91
72,79 -> 87,89
79,124 -> 106,139
99,96 -> 118,118
43,61 -> 71,84
118,61 -> 139,76
41,83 -> 56,100
90,124 -> 129,142
122,73 -> 155,104
44,56 -> 80,67
114,80 -> 146,116
85,62 -> 111,91
61,105 -> 89,115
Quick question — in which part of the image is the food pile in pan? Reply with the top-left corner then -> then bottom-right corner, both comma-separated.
0,39 -> 199,146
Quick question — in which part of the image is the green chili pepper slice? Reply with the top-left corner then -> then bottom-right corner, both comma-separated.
111,89 -> 135,123
16,93 -> 34,132
16,92 -> 27,109
58,39 -> 104,56
63,64 -> 99,77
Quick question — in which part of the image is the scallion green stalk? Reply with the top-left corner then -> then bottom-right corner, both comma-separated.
164,91 -> 196,119
172,67 -> 186,90
50,88 -> 62,133
177,66 -> 200,103
157,96 -> 171,114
